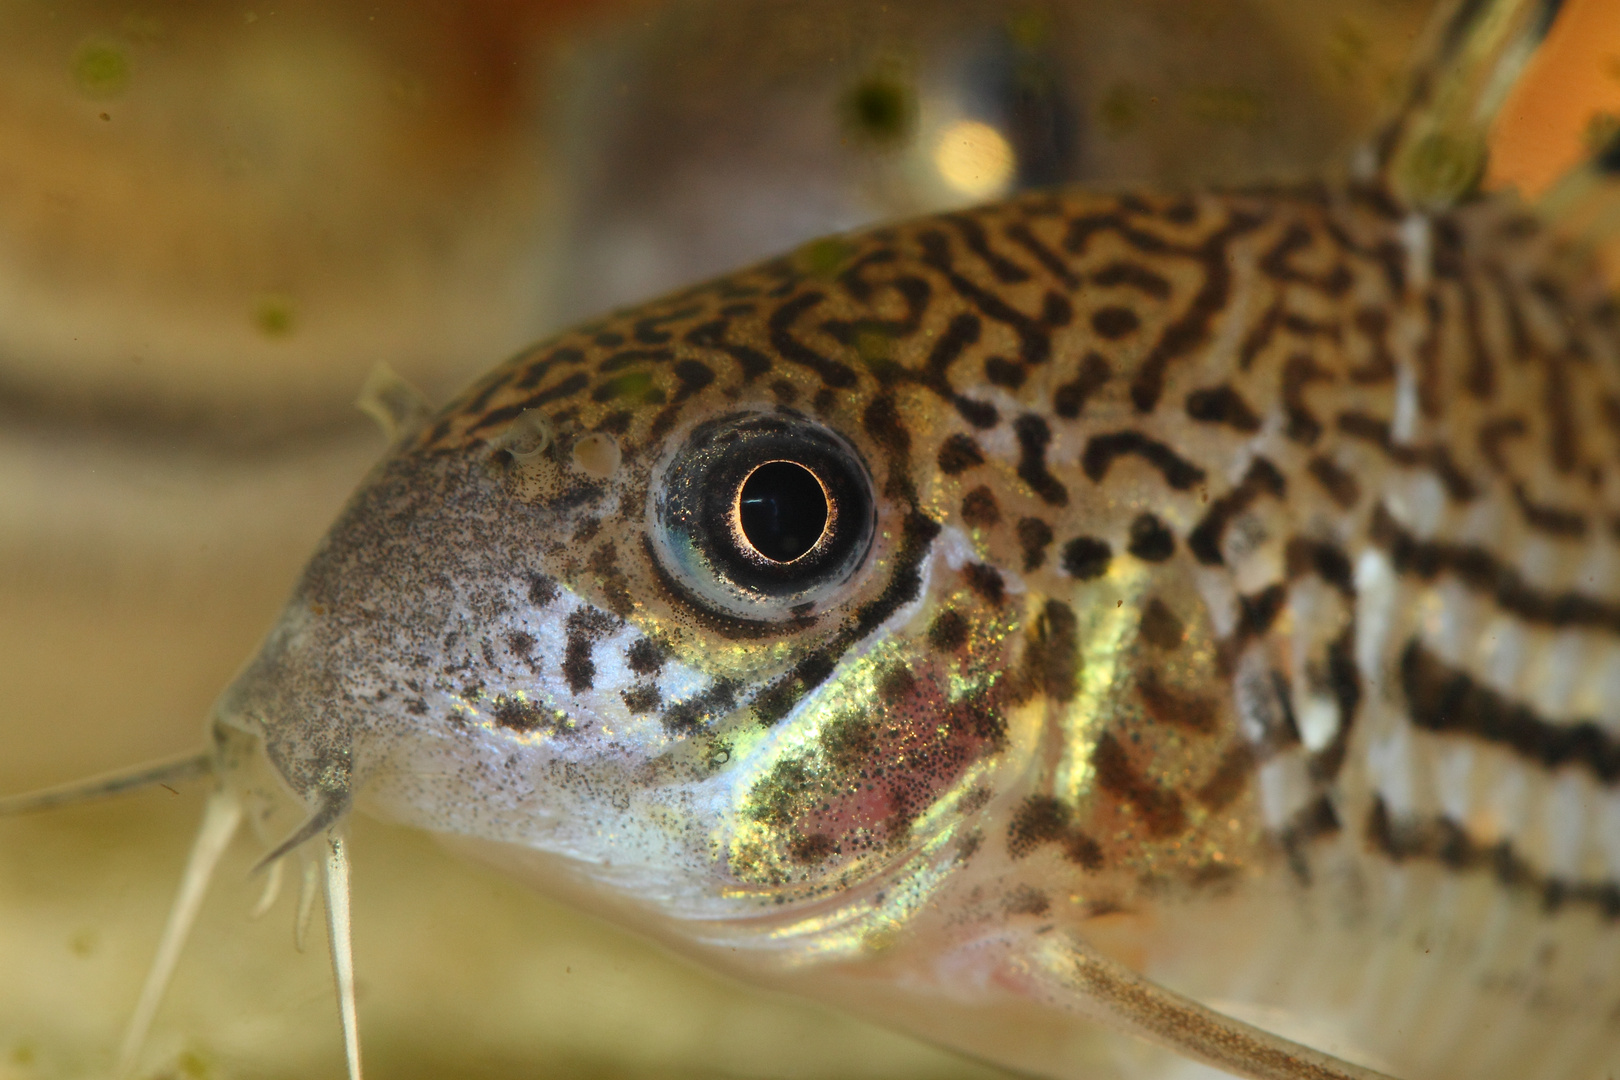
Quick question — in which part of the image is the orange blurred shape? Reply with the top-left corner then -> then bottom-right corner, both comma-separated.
1488,0 -> 1620,198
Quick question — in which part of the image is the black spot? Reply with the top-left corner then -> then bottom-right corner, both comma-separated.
1138,598 -> 1184,649
1185,384 -> 1262,432
1307,455 -> 1361,508
1016,517 -> 1054,571
952,397 -> 1000,429
1007,795 -> 1070,858
527,575 -> 560,607
985,357 -> 1026,388
928,609 -> 970,651
1090,306 -> 1141,339
822,712 -> 877,769
493,695 -> 548,733
877,665 -> 917,703
664,679 -> 739,733
1004,886 -> 1051,916
626,637 -> 666,675
622,684 -> 662,714
672,359 -> 716,401
1127,513 -> 1175,561
963,563 -> 1006,606
1006,795 -> 1104,869
937,434 -> 985,475
1061,536 -> 1111,580
960,485 -> 1001,527
562,607 -> 617,694
790,833 -> 839,864
1024,599 -> 1079,702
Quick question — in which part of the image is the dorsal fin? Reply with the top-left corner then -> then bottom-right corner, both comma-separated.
1374,0 -> 1568,207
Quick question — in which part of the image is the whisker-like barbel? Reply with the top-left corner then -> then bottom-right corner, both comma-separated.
8,1 -> 1620,1078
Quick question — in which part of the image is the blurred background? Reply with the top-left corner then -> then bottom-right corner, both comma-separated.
1,0 -> 1617,1077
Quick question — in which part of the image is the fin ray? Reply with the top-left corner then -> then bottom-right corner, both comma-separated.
1013,931 -> 1400,1080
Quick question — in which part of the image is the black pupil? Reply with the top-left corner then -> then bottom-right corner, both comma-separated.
738,461 -> 828,563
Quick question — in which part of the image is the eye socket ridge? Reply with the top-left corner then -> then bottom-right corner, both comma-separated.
653,412 -> 876,618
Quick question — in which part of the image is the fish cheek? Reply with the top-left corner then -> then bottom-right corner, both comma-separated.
726,654 -> 1011,899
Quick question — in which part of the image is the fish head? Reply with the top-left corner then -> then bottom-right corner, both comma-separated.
211,246 -> 1039,953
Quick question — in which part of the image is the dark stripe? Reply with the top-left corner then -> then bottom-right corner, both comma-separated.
1415,292 -> 1444,419
919,313 -> 1001,429
598,347 -> 675,373
753,512 -> 942,725
1401,640 -> 1620,784
1477,415 -> 1527,473
516,346 -> 586,390
1021,599 -> 1080,703
1014,414 -> 1069,506
1185,384 -> 1261,432
1367,797 -> 1620,920
1284,537 -> 1354,596
769,292 -> 858,387
1130,211 -> 1266,412
1371,503 -> 1620,634
1337,411 -> 1478,500
1280,795 -> 1342,885
1348,306 -> 1397,383
1053,352 -> 1111,420
1092,260 -> 1172,300
1239,299 -> 1283,371
947,214 -> 1031,283
1459,275 -> 1496,398
1137,668 -> 1217,733
1195,741 -> 1256,812
633,306 -> 701,345
1082,430 -> 1207,490
1003,222 -> 1078,287
684,320 -> 773,380
1512,483 -> 1589,538
466,373 -> 590,435
1545,356 -> 1581,474
1258,222 -> 1353,297
1310,626 -> 1361,782
1187,457 -> 1286,565
1093,732 -> 1187,837
920,230 -> 1051,365
1307,455 -> 1361,508
1281,353 -> 1331,444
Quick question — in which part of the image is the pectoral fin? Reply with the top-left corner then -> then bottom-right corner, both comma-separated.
1007,930 -> 1400,1080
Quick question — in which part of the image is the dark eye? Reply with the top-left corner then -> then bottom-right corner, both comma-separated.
652,413 -> 875,619
737,461 -> 828,563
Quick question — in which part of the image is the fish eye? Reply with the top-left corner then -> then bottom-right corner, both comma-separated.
652,413 -> 875,619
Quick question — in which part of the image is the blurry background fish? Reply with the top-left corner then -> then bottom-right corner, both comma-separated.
1,0 -> 1617,1077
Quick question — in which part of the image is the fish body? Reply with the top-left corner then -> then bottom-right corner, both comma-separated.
210,182 -> 1620,1080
